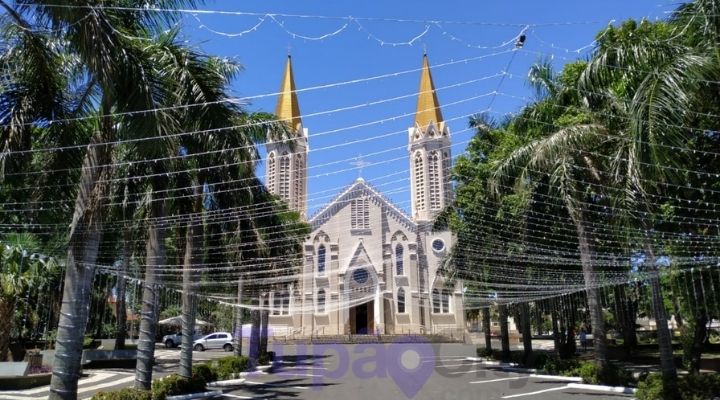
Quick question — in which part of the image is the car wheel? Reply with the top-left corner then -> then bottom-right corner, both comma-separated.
223,344 -> 233,352
164,339 -> 174,349
193,344 -> 204,352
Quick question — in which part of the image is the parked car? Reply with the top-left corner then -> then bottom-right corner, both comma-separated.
193,332 -> 234,352
162,332 -> 201,348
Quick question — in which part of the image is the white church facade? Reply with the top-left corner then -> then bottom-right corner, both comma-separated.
264,55 -> 465,336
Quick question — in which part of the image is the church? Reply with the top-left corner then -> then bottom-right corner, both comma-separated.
264,55 -> 465,336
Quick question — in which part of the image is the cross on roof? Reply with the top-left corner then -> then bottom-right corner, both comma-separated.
350,154 -> 371,178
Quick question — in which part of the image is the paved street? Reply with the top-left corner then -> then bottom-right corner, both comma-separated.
221,343 -> 633,400
0,344 -> 634,400
0,347 -> 233,399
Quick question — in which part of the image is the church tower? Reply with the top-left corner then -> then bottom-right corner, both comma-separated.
266,56 -> 308,218
409,54 -> 452,222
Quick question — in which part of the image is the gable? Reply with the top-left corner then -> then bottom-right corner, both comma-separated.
309,179 -> 416,233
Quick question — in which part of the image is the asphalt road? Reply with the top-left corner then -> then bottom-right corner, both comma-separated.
221,343 -> 634,400
0,343 -> 634,400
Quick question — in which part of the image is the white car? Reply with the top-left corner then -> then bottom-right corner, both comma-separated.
193,332 -> 234,352
162,332 -> 202,348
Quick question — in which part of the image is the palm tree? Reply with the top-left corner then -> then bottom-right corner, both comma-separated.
0,234 -> 58,360
0,2 -> 204,397
490,60 -> 612,370
576,11 -> 720,380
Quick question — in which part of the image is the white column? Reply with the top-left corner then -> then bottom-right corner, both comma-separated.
374,285 -> 381,334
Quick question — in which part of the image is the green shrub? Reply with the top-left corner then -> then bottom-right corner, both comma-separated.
258,352 -> 272,366
528,353 -> 549,370
83,336 -> 100,349
577,362 -> 600,384
192,363 -> 217,383
542,357 -> 580,375
476,347 -> 493,358
151,374 -> 206,400
636,373 -> 676,400
214,356 -> 250,380
637,372 -> 720,400
90,388 -> 151,400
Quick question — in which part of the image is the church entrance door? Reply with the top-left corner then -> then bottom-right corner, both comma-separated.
350,300 -> 374,334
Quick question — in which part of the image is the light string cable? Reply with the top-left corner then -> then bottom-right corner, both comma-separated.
0,69 -> 508,180
5,119 -> 720,255
0,48 -> 514,141
43,137 -> 720,272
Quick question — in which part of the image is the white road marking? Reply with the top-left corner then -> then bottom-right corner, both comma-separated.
470,376 -> 526,384
501,385 -> 570,398
222,394 -> 255,399
292,386 -> 309,390
450,368 -> 505,375
567,383 -> 636,394
77,375 -> 136,394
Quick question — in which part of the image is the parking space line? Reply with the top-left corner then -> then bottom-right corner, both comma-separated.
501,385 -> 570,398
470,376 -> 525,384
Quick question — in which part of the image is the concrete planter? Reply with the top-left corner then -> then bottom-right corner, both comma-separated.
81,349 -> 137,369
0,373 -> 52,390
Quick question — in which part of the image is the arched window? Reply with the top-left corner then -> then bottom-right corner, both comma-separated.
294,155 -> 303,210
351,197 -> 370,229
397,288 -> 406,313
317,289 -> 326,313
279,152 -> 290,202
395,244 -> 404,276
414,152 -> 425,212
441,289 -> 451,313
317,245 -> 326,275
267,152 -> 276,190
273,294 -> 281,315
432,288 -> 440,313
282,292 -> 290,315
429,151 -> 441,210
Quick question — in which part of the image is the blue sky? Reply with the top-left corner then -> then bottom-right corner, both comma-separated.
179,1 -> 674,216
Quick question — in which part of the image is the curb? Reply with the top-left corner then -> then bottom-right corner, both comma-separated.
567,383 -> 637,394
529,374 -> 582,382
207,378 -> 246,387
166,390 -> 222,400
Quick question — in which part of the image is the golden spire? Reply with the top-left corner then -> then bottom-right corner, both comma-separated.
275,55 -> 302,132
414,54 -> 444,129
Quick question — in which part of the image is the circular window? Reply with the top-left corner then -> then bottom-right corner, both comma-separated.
432,238 -> 445,252
352,268 -> 369,284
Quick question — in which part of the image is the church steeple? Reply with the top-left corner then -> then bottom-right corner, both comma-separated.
408,54 -> 452,222
414,54 -> 444,130
267,56 -> 308,219
275,55 -> 302,132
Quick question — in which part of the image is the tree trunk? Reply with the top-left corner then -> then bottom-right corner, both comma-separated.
535,304 -> 544,336
249,308 -> 261,364
551,309 -> 560,356
179,213 -> 201,379
572,211 -> 607,369
234,280 -> 244,357
499,304 -> 510,362
0,299 -> 15,361
134,197 -> 166,390
644,243 -> 677,381
260,308 -> 270,356
690,312 -> 708,374
520,303 -> 533,364
482,307 -> 492,352
689,270 -> 708,374
49,132 -> 111,400
614,284 -> 637,355
115,230 -> 130,350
